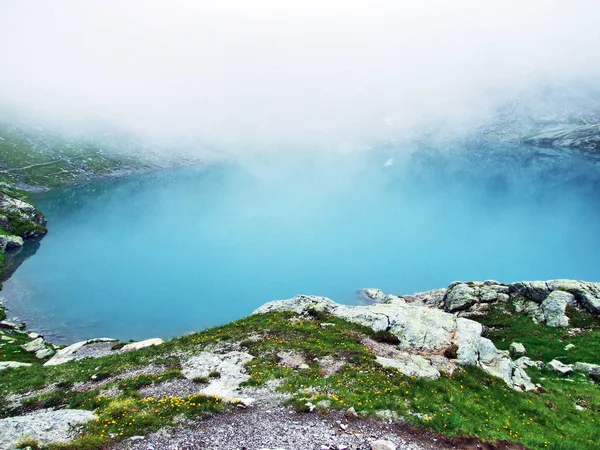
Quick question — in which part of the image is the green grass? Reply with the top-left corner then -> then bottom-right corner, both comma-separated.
1,311 -> 599,449
0,122 -> 152,189
0,328 -> 41,364
478,304 -> 600,364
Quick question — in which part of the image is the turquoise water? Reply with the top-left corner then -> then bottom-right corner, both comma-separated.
3,144 -> 600,343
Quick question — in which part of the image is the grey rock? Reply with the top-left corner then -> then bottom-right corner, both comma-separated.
376,355 -> 440,380
0,361 -> 32,371
21,337 -> 46,353
574,362 -> 600,376
44,338 -> 118,366
444,283 -> 477,312
35,347 -> 55,359
509,342 -> 527,356
360,288 -> 386,303
120,338 -> 164,352
564,344 -> 575,351
514,357 -> 545,370
402,288 -> 446,308
547,359 -> 574,376
0,409 -> 95,449
541,291 -> 573,327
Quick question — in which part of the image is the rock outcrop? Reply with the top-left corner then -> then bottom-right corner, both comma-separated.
0,190 -> 47,239
402,279 -> 600,326
0,409 -> 95,450
253,294 -> 535,391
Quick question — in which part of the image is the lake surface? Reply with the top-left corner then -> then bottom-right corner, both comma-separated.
3,143 -> 600,343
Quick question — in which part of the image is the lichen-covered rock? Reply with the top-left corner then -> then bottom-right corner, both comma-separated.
541,291 -> 573,327
444,283 -> 477,312
0,409 -> 95,450
253,294 -> 532,390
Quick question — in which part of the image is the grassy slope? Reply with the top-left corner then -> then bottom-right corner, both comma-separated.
0,122 -> 151,189
1,310 -> 598,450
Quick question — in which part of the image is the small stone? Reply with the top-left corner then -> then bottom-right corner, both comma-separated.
370,440 -> 397,450
575,404 -> 585,411
120,338 -> 164,352
320,323 -> 336,328
509,342 -> 527,356
345,407 -> 358,418
129,435 -> 145,441
238,397 -> 255,407
0,361 -> 32,371
298,363 -> 310,370
547,359 -> 574,376
564,344 -> 575,351
27,332 -> 40,339
305,402 -> 316,412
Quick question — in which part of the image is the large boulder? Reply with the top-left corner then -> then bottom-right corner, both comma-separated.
253,295 -> 533,390
0,409 -> 95,450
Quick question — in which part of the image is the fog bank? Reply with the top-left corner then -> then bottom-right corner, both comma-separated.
1,1 -> 600,150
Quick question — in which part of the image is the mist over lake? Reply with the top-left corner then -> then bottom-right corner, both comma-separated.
3,143 -> 600,344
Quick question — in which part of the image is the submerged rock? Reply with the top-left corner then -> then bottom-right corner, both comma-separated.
0,409 -> 95,450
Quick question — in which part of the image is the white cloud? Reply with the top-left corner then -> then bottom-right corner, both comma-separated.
1,0 -> 599,149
